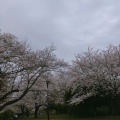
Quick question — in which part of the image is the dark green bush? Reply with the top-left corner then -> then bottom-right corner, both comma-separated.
0,109 -> 13,120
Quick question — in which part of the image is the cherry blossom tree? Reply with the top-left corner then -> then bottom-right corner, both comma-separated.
0,32 -> 67,111
13,70 -> 70,118
69,45 -> 120,115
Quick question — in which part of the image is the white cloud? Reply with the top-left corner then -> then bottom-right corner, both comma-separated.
0,0 -> 120,62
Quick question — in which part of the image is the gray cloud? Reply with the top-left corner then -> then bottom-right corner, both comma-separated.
0,0 -> 120,62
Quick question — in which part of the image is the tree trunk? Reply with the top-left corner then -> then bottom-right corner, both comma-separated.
46,108 -> 50,120
26,108 -> 29,117
20,105 -> 25,118
34,103 -> 39,118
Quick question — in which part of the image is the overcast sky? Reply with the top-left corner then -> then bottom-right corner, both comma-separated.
0,0 -> 120,62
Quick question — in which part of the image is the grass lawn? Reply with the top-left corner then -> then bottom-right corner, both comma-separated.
22,114 -> 120,120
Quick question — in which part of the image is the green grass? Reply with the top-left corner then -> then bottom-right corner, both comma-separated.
22,114 -> 120,120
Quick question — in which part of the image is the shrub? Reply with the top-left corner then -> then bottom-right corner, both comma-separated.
0,109 -> 13,120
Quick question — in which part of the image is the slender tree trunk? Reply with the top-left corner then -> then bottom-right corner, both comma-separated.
34,103 -> 40,118
26,108 -> 29,117
20,105 -> 25,118
47,108 -> 50,120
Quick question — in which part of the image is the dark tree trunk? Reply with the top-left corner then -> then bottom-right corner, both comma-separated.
34,103 -> 40,118
46,108 -> 50,120
26,108 -> 30,117
20,105 -> 25,118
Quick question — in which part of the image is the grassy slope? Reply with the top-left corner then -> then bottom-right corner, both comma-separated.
22,114 -> 120,120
